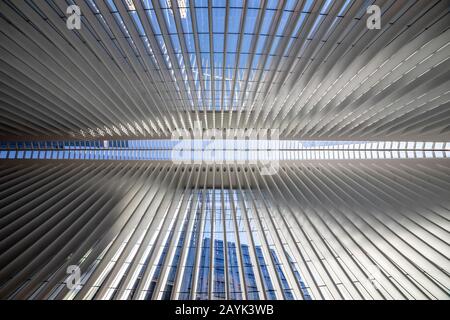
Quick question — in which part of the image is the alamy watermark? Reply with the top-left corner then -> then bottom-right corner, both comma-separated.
367,5 -> 381,30
66,4 -> 381,31
65,265 -> 81,291
66,5 -> 81,30
170,121 -> 280,175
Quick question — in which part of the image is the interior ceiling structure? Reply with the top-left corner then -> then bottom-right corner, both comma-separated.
0,159 -> 449,300
0,0 -> 448,140
0,0 -> 449,301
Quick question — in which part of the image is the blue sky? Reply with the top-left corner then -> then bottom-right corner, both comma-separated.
84,0 -> 353,111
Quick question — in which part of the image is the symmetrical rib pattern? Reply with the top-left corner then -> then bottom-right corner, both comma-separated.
0,160 -> 448,300
0,0 -> 448,140
0,0 -> 449,301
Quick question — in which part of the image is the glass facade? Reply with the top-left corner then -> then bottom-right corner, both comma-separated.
1,140 -> 449,161
57,188 -> 311,300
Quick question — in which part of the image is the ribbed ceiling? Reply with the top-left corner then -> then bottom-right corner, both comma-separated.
0,0 -> 449,301
0,0 -> 448,140
1,159 -> 449,299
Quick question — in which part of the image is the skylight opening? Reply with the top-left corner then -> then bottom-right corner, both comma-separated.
1,140 -> 448,161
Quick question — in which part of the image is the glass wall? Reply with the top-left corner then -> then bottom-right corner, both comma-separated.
1,140 -> 448,161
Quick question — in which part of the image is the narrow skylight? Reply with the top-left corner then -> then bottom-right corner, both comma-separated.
1,140 -> 448,161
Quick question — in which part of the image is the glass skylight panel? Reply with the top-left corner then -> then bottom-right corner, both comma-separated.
162,8 -> 177,34
307,14 -> 325,39
337,0 -> 352,16
303,0 -> 315,12
269,36 -> 282,57
2,140 -> 448,161
276,10 -> 291,37
2,0 -> 447,147
260,9 -> 275,35
320,0 -> 334,14
147,8 -> 161,34
87,0 -> 100,13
